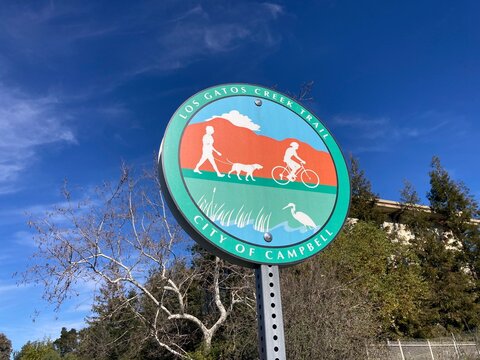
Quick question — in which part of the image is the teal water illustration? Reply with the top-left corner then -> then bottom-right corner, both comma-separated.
183,170 -> 337,247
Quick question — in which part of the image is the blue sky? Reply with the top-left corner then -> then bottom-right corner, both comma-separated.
1,0 -> 479,352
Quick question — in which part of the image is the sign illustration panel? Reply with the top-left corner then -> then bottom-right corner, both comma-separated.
159,84 -> 350,267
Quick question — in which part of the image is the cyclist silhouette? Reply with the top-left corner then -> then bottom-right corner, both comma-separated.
283,142 -> 305,181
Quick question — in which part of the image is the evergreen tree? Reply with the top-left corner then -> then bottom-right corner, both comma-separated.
399,180 -> 430,232
348,155 -> 384,224
400,158 -> 480,336
427,156 -> 480,282
0,333 -> 12,360
78,283 -> 146,360
426,156 -> 480,333
53,328 -> 78,357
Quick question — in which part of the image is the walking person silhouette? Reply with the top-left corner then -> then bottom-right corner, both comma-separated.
194,126 -> 225,177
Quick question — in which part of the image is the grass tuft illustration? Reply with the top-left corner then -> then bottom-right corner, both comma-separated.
198,188 -> 271,231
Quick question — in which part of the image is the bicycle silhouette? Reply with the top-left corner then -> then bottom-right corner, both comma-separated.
271,163 -> 320,189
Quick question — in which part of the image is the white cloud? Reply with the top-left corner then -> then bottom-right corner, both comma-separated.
0,2 -> 287,94
353,145 -> 389,153
206,110 -> 261,131
333,112 -> 456,153
263,3 -> 284,18
12,230 -> 36,247
333,115 -> 389,127
136,3 -> 285,73
67,303 -> 93,313
1,311 -> 87,352
0,283 -> 31,295
204,24 -> 250,52
0,84 -> 76,194
0,201 -> 67,226
0,284 -> 19,294
0,254 -> 12,262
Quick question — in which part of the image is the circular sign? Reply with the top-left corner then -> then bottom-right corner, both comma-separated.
159,84 -> 350,267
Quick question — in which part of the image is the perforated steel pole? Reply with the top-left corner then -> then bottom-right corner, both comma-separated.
255,264 -> 286,360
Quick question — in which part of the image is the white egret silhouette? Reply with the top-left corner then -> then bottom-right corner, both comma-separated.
282,203 -> 317,229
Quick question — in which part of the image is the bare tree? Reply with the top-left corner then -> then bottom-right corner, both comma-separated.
25,164 -> 255,359
272,81 -> 315,103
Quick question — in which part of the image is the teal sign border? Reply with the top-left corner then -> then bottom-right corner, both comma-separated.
159,83 -> 350,267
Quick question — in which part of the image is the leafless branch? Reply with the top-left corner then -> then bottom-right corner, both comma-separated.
24,165 -> 254,358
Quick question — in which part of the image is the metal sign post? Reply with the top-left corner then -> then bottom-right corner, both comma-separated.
255,265 -> 286,360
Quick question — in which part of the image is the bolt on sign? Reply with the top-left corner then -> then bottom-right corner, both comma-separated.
159,84 -> 350,267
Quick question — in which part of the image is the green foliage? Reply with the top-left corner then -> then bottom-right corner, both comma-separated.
62,354 -> 79,360
321,221 -> 430,338
427,156 -> 480,282
428,156 -> 480,223
188,346 -> 222,360
0,333 -> 12,360
282,246 -> 380,360
400,157 -> 480,336
77,284 -> 147,360
281,221 -> 431,358
399,180 -> 430,232
207,300 -> 257,360
53,328 -> 78,357
14,340 -> 61,360
18,157 -> 480,358
74,246 -> 257,360
348,155 -> 385,224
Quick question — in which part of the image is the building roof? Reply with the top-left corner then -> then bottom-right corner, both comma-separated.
376,199 -> 480,225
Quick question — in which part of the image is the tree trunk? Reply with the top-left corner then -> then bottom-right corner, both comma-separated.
203,331 -> 213,352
